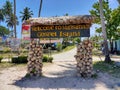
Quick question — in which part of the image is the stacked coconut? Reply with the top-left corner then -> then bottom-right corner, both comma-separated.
27,40 -> 43,76
75,40 -> 93,77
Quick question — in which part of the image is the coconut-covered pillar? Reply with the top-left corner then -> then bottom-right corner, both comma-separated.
75,39 -> 93,77
27,39 -> 43,76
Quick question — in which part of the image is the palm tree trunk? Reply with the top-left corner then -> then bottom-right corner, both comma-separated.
14,0 -> 17,38
110,39 -> 113,53
38,0 -> 43,17
99,0 -> 111,63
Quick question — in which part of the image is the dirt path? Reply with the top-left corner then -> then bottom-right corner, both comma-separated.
52,48 -> 76,62
0,61 -> 120,90
52,47 -> 120,62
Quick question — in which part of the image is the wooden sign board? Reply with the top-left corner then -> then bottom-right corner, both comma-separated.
31,24 -> 90,38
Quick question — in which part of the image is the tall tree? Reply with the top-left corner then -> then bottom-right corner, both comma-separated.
38,0 -> 43,17
20,7 -> 33,22
0,9 -> 4,23
99,0 -> 111,62
6,13 -> 19,29
13,0 -> 17,38
110,6 -> 120,39
6,13 -> 18,37
90,0 -> 112,24
3,0 -> 18,38
3,0 -> 13,17
90,0 -> 120,57
110,6 -> 120,52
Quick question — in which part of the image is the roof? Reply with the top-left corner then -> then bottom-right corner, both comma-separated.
24,15 -> 95,25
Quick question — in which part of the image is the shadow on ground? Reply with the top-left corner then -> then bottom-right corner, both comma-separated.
14,76 -> 96,89
13,62 -> 113,90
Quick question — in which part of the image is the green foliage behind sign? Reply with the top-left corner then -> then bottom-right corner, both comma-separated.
0,26 -> 10,36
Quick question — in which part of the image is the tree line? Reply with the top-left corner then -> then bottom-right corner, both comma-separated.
0,0 -> 43,38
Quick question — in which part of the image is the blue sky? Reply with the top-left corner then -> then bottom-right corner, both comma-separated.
0,0 -> 119,38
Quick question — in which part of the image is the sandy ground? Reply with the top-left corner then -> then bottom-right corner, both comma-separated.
0,48 -> 120,90
0,61 -> 120,90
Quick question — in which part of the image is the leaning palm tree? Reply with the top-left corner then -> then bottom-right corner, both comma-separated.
0,9 -> 4,23
20,7 -> 33,22
38,0 -> 43,17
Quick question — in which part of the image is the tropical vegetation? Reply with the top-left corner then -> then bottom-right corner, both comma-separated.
20,7 -> 33,22
1,0 -> 18,37
0,9 -> 4,23
0,26 -> 9,36
90,0 -> 120,53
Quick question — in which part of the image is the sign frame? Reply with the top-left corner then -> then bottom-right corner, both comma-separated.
30,24 -> 90,38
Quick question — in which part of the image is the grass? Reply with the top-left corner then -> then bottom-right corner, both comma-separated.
92,48 -> 103,56
52,45 -> 76,55
63,45 -> 76,52
0,52 -> 28,59
0,62 -> 52,71
93,61 -> 120,78
0,62 -> 16,70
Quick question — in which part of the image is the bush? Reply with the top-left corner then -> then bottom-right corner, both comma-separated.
74,37 -> 81,44
18,56 -> 28,63
0,56 -> 3,63
48,57 -> 53,63
12,56 -> 28,63
12,55 -> 53,63
42,55 -> 53,62
42,55 -> 48,62
56,43 -> 62,51
62,45 -> 67,49
12,56 -> 18,63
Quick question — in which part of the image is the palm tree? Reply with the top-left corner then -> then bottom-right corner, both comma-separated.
13,0 -> 17,38
3,0 -> 13,17
3,0 -> 13,37
38,0 -> 43,17
0,9 -> 4,23
20,7 -> 33,22
14,0 -> 17,38
6,13 -> 18,37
